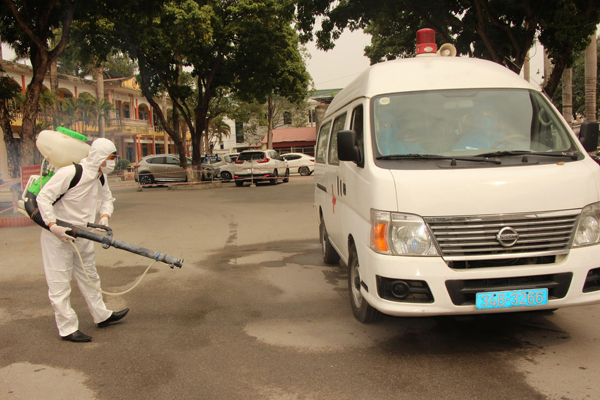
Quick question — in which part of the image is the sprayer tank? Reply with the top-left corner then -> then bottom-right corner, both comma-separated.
36,129 -> 90,167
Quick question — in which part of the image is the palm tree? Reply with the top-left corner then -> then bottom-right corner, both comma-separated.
87,95 -> 114,131
206,117 -> 231,154
57,97 -> 81,130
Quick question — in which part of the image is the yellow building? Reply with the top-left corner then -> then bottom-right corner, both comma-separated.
0,60 -> 184,179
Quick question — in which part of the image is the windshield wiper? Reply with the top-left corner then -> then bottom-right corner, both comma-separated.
476,150 -> 579,160
376,154 -> 502,164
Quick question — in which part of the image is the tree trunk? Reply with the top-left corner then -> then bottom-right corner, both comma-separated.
50,56 -> 59,129
543,43 -> 572,99
562,68 -> 573,124
20,57 -> 48,168
0,102 -> 19,179
267,96 -> 274,149
585,31 -> 597,122
523,51 -> 530,82
96,64 -> 105,137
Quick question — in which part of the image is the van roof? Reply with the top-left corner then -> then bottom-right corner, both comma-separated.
325,56 -> 537,117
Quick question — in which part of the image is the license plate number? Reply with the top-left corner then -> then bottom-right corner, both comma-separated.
476,288 -> 548,310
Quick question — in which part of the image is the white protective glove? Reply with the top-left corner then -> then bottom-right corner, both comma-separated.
49,224 -> 74,243
99,216 -> 109,227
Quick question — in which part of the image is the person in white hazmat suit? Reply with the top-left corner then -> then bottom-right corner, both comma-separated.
37,138 -> 129,342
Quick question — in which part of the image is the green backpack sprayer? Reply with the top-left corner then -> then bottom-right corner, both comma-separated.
19,128 -> 183,275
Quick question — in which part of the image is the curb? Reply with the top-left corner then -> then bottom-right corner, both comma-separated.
0,215 -> 36,228
167,181 -> 222,190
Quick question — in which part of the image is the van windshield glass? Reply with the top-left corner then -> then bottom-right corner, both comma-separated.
372,89 -> 577,158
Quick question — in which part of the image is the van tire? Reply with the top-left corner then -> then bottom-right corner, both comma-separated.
235,180 -> 244,187
320,220 -> 340,264
348,244 -> 383,324
283,169 -> 290,183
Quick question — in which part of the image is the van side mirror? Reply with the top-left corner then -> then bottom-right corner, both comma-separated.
579,121 -> 599,153
338,130 -> 362,166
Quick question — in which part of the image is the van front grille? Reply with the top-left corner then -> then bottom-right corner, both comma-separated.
424,210 -> 580,260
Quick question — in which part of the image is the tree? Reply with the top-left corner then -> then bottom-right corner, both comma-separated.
0,0 -> 76,175
295,0 -> 600,98
0,67 -> 22,178
552,36 -> 600,120
206,116 -> 231,153
103,0 -> 309,181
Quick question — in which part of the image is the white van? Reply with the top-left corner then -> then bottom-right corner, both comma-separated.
315,30 -> 600,323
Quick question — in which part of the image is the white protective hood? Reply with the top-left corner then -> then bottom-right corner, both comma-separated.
81,138 -> 117,170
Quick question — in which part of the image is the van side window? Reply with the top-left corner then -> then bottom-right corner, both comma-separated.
316,121 -> 332,164
328,113 -> 347,166
351,105 -> 364,164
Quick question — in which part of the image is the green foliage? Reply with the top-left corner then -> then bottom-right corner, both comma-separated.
552,38 -> 600,118
116,158 -> 131,170
102,0 -> 309,170
296,0 -> 600,80
54,93 -> 114,131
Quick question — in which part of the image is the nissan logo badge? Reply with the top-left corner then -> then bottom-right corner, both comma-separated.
497,227 -> 519,247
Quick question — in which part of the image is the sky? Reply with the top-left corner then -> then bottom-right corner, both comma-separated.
304,29 -> 373,90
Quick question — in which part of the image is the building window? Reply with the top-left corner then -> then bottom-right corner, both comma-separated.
284,111 -> 292,125
235,122 -> 244,143
308,109 -> 316,124
124,105 -> 130,119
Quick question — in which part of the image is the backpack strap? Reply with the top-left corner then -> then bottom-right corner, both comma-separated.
52,163 -> 84,205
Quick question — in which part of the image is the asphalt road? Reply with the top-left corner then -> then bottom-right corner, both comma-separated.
1,177 -> 599,400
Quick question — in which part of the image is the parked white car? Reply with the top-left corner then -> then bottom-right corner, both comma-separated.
232,150 -> 289,186
281,153 -> 315,175
217,153 -> 240,182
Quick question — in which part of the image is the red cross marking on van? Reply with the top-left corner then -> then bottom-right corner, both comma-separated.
331,184 -> 336,213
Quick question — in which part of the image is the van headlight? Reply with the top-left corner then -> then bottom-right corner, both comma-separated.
573,202 -> 600,247
371,210 -> 439,256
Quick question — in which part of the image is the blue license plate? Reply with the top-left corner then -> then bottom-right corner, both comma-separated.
476,288 -> 548,310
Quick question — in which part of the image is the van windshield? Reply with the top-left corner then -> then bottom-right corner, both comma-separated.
372,89 -> 578,159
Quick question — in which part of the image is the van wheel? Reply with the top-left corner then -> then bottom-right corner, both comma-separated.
320,219 -> 340,264
348,244 -> 383,324
235,180 -> 244,187
283,168 -> 290,183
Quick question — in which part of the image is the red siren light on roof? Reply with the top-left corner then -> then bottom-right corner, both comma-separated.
416,28 -> 437,55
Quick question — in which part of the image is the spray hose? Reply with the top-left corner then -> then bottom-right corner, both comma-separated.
23,190 -> 184,269
61,221 -> 184,268
70,240 -> 157,296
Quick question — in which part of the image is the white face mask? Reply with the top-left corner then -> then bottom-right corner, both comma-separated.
102,159 -> 116,175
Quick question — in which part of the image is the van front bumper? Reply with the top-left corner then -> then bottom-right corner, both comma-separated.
358,244 -> 600,316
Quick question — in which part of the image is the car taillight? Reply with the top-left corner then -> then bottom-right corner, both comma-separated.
235,160 -> 244,164
310,159 -> 314,162
257,158 -> 269,163
134,164 -> 140,169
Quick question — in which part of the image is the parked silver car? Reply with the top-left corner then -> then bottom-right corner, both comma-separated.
232,150 -> 289,186
134,154 -> 219,186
